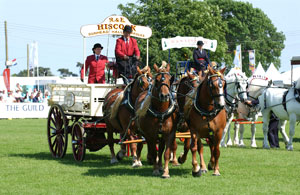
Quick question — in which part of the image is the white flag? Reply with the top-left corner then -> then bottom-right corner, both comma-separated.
233,45 -> 242,68
29,41 -> 38,70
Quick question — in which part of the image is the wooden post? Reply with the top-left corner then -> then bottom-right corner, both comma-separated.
27,44 -> 29,77
4,21 -> 8,68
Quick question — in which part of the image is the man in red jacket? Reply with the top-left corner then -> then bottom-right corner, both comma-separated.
115,25 -> 140,83
81,43 -> 108,84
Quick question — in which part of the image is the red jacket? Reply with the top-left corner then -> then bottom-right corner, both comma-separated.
115,36 -> 140,59
81,55 -> 108,84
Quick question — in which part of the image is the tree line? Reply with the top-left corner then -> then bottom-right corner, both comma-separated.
12,62 -> 83,77
118,0 -> 285,76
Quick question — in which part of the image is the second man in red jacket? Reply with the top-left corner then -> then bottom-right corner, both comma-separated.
115,25 -> 140,83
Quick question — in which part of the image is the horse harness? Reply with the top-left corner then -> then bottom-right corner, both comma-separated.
145,72 -> 177,137
121,74 -> 152,114
192,73 -> 225,141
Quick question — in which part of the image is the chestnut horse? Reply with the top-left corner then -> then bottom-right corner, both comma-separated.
184,66 -> 226,176
103,66 -> 152,166
135,63 -> 177,178
172,70 -> 203,165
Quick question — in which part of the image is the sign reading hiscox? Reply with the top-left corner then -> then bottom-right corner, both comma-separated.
80,15 -> 152,39
0,103 -> 50,118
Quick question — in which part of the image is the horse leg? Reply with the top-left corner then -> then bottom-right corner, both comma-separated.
220,113 -> 233,147
208,138 -> 215,171
178,137 -> 190,164
148,139 -> 159,176
233,122 -> 240,146
212,141 -> 221,176
190,133 -> 201,177
170,139 -> 180,166
250,115 -> 258,148
198,139 -> 207,173
278,120 -> 289,147
262,110 -> 271,149
130,134 -> 141,168
238,124 -> 245,147
162,132 -> 175,178
116,134 -> 127,161
107,123 -> 118,164
158,138 -> 165,172
136,141 -> 144,167
287,114 -> 296,151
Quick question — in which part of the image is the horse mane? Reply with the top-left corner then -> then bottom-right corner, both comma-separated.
136,93 -> 151,117
159,61 -> 168,71
110,91 -> 125,119
296,77 -> 300,89
110,78 -> 134,119
184,89 -> 197,118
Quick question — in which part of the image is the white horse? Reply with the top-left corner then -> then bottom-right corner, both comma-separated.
220,69 -> 248,147
258,79 -> 300,150
223,75 -> 269,147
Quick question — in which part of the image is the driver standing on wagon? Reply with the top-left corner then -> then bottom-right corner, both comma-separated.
115,25 -> 140,84
81,43 -> 108,84
191,40 -> 211,75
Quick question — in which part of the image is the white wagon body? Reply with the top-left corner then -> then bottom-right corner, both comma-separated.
48,83 -> 123,117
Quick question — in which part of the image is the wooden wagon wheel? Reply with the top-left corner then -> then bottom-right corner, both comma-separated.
71,121 -> 86,162
47,104 -> 68,158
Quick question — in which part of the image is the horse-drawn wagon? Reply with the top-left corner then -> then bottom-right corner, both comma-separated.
47,83 -> 123,161
46,15 -> 152,162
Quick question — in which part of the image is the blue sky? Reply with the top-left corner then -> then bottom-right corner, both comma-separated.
1,0 -> 300,76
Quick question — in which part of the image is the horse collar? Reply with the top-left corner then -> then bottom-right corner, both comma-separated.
147,97 -> 176,121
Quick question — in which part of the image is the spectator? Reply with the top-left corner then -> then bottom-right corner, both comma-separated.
14,88 -> 24,102
33,92 -> 41,103
6,91 -> 16,103
33,88 -> 38,97
0,94 -> 4,103
28,92 -> 35,102
44,90 -> 50,101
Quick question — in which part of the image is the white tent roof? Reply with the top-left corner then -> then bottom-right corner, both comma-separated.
266,63 -> 281,81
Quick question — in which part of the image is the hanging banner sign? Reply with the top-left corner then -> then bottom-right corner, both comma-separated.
80,15 -> 152,39
161,36 -> 217,52
249,50 -> 255,73
3,68 -> 10,91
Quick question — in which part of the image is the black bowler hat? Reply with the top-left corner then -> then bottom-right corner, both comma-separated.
197,40 -> 204,46
123,25 -> 132,33
93,43 -> 103,50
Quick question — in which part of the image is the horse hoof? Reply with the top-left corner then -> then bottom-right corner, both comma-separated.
263,144 -> 270,149
177,156 -> 185,164
201,169 -> 208,174
212,173 -> 221,176
192,170 -> 201,177
116,151 -> 125,161
110,158 -> 118,164
161,174 -> 170,179
208,163 -> 213,171
172,162 -> 181,166
152,170 -> 160,176
132,161 -> 142,168
287,145 -> 293,151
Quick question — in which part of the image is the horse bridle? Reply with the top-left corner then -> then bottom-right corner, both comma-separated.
207,74 -> 226,109
152,72 -> 173,102
136,73 -> 152,92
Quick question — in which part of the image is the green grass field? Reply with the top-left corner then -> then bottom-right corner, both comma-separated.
1,118 -> 300,194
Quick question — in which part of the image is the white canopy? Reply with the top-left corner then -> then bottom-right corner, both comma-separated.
80,15 -> 152,39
